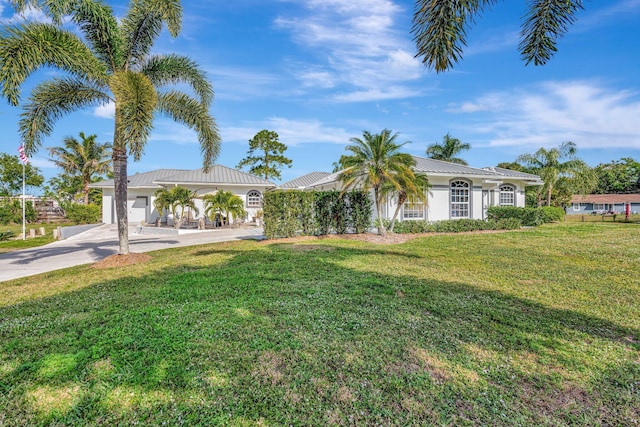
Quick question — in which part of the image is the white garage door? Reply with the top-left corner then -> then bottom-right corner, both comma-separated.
128,196 -> 148,224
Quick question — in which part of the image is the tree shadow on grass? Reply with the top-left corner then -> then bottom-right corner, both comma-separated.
0,241 -> 638,425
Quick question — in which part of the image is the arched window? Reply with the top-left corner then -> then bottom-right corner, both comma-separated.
450,180 -> 470,218
246,190 -> 262,208
499,184 -> 516,206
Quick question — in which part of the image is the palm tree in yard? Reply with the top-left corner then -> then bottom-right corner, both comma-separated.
517,141 -> 595,207
0,0 -> 220,254
425,133 -> 470,165
387,171 -> 430,233
153,186 -> 198,229
339,129 -> 415,236
203,190 -> 246,227
48,132 -> 112,204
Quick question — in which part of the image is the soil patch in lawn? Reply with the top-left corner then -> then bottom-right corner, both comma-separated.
92,253 -> 152,269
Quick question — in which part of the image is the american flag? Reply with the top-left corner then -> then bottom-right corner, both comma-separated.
18,145 -> 29,164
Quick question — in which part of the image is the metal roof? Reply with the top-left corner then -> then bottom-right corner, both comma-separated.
154,165 -> 274,186
483,166 -> 542,181
278,172 -> 331,189
90,169 -> 190,188
412,156 -> 497,176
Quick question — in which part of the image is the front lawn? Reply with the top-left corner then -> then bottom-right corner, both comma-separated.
0,223 -> 638,425
0,223 -> 66,254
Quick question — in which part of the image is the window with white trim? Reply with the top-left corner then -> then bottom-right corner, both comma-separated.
593,203 -> 608,211
403,201 -> 424,219
450,180 -> 470,218
499,184 -> 516,206
572,203 -> 581,211
246,190 -> 262,208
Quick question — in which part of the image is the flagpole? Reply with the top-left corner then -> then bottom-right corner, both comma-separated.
22,161 -> 26,240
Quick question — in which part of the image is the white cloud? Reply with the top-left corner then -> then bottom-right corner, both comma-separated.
93,102 -> 115,119
452,81 -> 640,150
0,2 -> 51,23
148,121 -> 198,145
275,0 -> 425,102
206,67 -> 284,100
223,117 -> 353,146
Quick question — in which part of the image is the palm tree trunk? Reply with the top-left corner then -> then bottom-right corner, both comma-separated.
547,186 -> 552,207
388,193 -> 406,233
83,180 -> 90,205
374,187 -> 386,235
113,147 -> 129,255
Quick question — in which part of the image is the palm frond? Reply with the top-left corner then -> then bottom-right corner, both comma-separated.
19,78 -> 111,154
109,71 -> 157,160
412,0 -> 497,72
0,23 -> 108,105
142,54 -> 213,105
156,90 -> 221,172
10,0 -> 77,24
519,0 -> 584,65
121,0 -> 182,69
71,0 -> 124,72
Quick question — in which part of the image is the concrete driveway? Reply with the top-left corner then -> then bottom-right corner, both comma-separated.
0,224 -> 265,282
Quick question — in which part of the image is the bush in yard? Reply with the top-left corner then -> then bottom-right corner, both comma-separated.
264,190 -> 371,239
0,199 -> 36,225
65,203 -> 101,224
390,218 -> 522,234
487,206 -> 545,226
540,206 -> 565,223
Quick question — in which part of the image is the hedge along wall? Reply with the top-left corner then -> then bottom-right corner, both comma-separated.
263,190 -> 372,239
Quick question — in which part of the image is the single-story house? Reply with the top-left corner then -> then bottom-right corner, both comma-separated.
569,194 -> 640,215
279,156 -> 543,222
91,165 -> 274,225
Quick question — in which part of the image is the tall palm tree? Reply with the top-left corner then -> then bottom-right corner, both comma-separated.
387,171 -> 431,233
154,186 -> 198,229
425,133 -> 470,165
413,0 -> 585,72
339,129 -> 415,236
48,132 -> 111,204
203,190 -> 246,227
517,141 -> 595,207
0,0 -> 220,254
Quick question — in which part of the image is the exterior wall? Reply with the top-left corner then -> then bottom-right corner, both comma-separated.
99,185 -> 271,224
567,202 -> 640,215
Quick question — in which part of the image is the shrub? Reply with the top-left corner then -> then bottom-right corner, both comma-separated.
540,206 -> 565,223
65,203 -> 101,224
0,199 -> 36,225
264,190 -> 371,239
0,230 -> 15,241
487,206 -> 545,226
390,218 -> 522,234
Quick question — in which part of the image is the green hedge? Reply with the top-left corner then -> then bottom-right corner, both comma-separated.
65,203 -> 101,224
263,190 -> 371,239
487,206 -> 564,226
0,199 -> 36,225
380,217 -> 522,234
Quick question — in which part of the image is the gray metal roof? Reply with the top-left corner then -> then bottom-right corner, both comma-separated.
483,166 -> 542,181
307,170 -> 343,188
278,172 -> 331,189
412,156 -> 497,176
154,165 -> 274,186
90,169 -> 190,188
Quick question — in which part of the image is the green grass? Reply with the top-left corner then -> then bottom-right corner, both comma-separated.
1,223 -> 638,425
0,223 -> 68,253
565,213 -> 640,223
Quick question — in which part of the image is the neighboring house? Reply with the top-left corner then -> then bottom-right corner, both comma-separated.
569,194 -> 640,215
282,157 -> 543,222
91,165 -> 274,225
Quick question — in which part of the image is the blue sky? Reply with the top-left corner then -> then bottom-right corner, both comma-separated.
1,0 -> 640,185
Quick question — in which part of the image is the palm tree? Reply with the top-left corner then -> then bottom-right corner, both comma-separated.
48,132 -> 111,204
0,0 -> 220,254
517,141 -> 595,207
154,186 -> 198,229
425,133 -> 470,165
387,171 -> 431,233
413,0 -> 585,72
339,129 -> 415,236
203,190 -> 246,227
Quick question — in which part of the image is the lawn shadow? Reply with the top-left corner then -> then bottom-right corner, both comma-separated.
0,239 -> 638,425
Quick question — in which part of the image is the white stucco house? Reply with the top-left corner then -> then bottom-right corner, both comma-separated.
91,165 -> 274,225
279,156 -> 543,222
